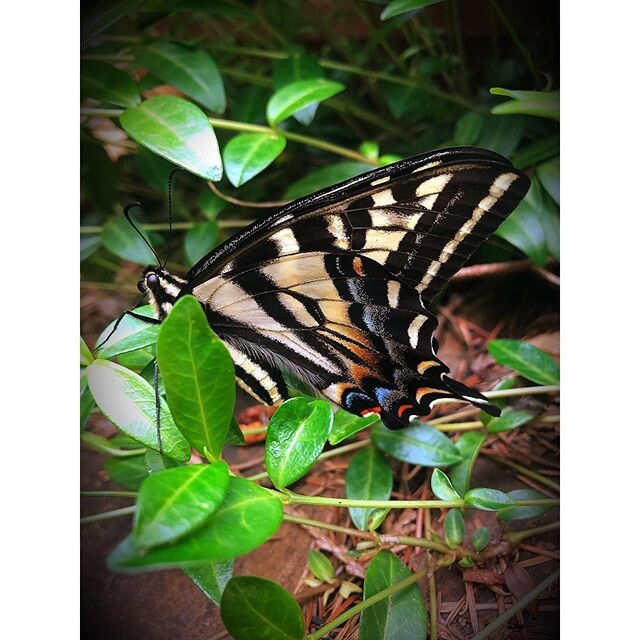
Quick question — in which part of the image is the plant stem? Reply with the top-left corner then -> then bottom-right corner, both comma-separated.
81,432 -> 146,457
470,569 -> 559,640
437,420 -> 483,432
81,490 -> 137,498
280,492 -> 559,510
304,568 -> 429,640
80,108 -> 374,165
81,505 -> 136,524
506,521 -> 560,546
485,453 -> 561,492
429,571 -> 439,639
484,385 -> 559,399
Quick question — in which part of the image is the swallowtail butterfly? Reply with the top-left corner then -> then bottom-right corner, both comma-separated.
139,147 -> 529,430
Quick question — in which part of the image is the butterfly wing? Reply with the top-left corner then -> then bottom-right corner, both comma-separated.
182,147 -> 530,428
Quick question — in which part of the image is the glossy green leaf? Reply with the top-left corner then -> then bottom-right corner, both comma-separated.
329,409 -> 379,445
267,79 -> 344,125
475,115 -> 524,159
197,188 -> 228,220
102,214 -> 159,265
444,509 -> 465,548
157,296 -> 236,458
265,397 -> 333,489
103,454 -> 147,490
223,133 -> 286,187
86,359 -> 190,462
497,489 -> 555,521
80,371 -> 95,428
134,462 -> 230,549
464,488 -> 513,511
307,550 -> 336,583
346,447 -> 393,531
485,407 -> 537,433
226,417 -> 245,446
454,111 -> 485,145
360,550 -> 427,640
221,576 -> 304,640
144,449 -> 182,474
80,235 -> 102,262
273,51 -> 324,125
184,221 -> 218,265
536,157 -> 560,205
472,527 -> 490,551
381,0 -> 444,20
109,476 -> 283,569
431,469 -> 461,501
359,141 -> 379,161
81,336 -> 93,366
136,42 -> 226,113
81,60 -> 140,107
285,161 -> 371,200
95,305 -> 159,359
496,199 -> 547,265
121,96 -> 222,181
491,88 -> 560,121
184,560 -> 234,606
448,431 -> 486,497
512,135 -> 559,170
488,339 -> 560,385
372,422 -> 462,466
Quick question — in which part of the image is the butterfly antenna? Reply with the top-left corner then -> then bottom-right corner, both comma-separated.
163,168 -> 186,268
123,202 -> 163,267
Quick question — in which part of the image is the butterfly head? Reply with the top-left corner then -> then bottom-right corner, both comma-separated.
138,266 -> 186,320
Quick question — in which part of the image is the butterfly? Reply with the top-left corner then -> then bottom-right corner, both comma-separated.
138,146 -> 530,430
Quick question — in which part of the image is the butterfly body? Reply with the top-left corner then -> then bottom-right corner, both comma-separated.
140,147 -> 530,429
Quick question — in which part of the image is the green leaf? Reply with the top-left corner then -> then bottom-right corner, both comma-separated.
134,147 -> 177,191
485,407 -> 537,433
512,135 -> 559,170
360,550 -> 427,640
80,371 -> 95,428
496,199 -> 546,265
267,79 -> 344,125
372,422 -> 462,466
488,339 -> 560,385
497,489 -> 555,521
81,60 -> 140,108
307,550 -> 336,583
431,469 -> 461,501
226,417 -> 245,446
184,221 -> 218,265
157,296 -> 236,458
81,336 -> 93,366
80,235 -> 101,262
265,397 -> 333,489
471,527 -> 490,551
102,214 -> 159,265
221,576 -> 304,640
273,50 -> 324,125
95,305 -> 159,359
86,359 -> 190,462
134,462 -> 230,549
108,476 -> 283,569
197,188 -> 228,220
491,88 -> 560,121
223,133 -> 286,187
346,447 -> 393,531
136,42 -> 226,113
448,431 -> 486,497
454,111 -> 485,146
103,455 -> 148,490
536,157 -> 560,205
464,488 -> 513,511
329,409 -> 379,445
121,96 -> 222,181
381,0 -> 445,21
444,509 -> 465,548
285,161 -> 371,200
184,560 -> 234,606
475,115 -> 524,158
144,448 -> 182,474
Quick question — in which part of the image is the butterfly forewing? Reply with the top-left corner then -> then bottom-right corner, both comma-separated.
155,147 -> 529,429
